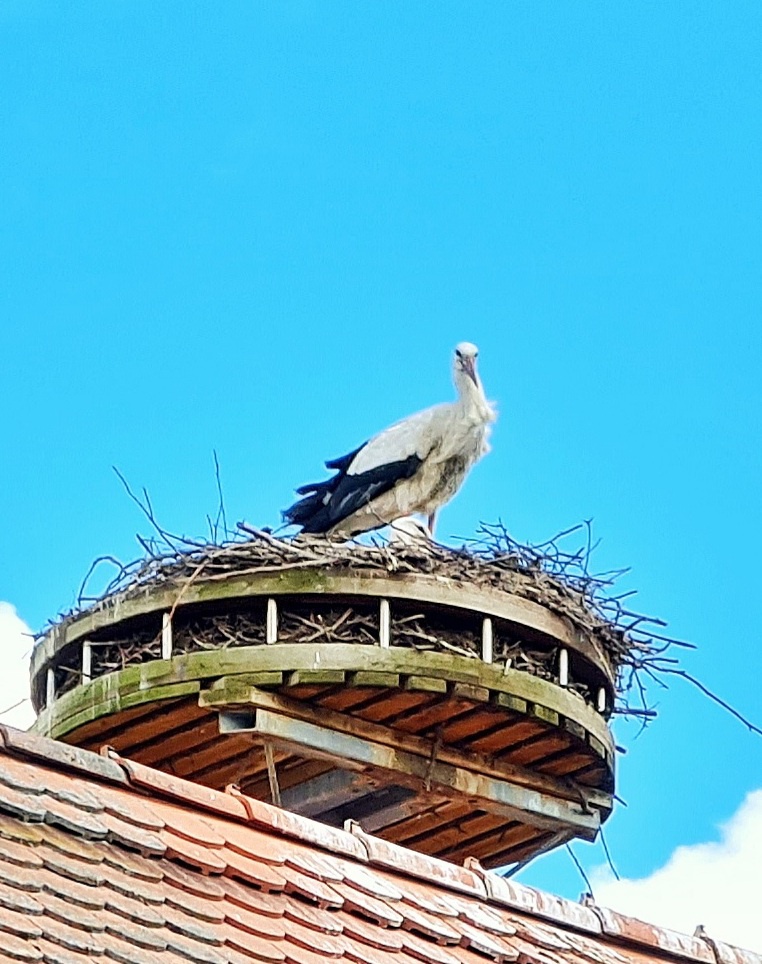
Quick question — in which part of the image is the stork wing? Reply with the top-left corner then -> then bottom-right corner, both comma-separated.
284,405 -> 447,533
347,404 -> 446,475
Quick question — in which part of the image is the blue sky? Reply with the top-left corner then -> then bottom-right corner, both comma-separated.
2,1 -> 762,937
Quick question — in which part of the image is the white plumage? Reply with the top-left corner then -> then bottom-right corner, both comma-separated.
284,342 -> 496,538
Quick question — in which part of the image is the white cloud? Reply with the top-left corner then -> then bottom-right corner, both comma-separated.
593,790 -> 762,952
0,602 -> 36,731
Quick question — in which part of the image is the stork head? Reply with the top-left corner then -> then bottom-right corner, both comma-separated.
454,341 -> 480,389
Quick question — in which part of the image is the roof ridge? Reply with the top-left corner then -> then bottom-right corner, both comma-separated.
3,724 -> 760,963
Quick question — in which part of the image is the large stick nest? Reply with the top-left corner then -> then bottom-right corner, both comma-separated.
51,520 -> 690,720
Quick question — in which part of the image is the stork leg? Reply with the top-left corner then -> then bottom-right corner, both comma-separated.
426,510 -> 438,536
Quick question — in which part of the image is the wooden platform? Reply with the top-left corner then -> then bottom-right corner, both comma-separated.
31,567 -> 617,869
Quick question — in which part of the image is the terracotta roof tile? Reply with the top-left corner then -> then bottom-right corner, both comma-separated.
163,830 -> 227,874
0,726 -> 759,964
225,899 -> 288,940
336,881 -> 403,926
162,861 -> 227,900
0,930 -> 44,961
225,925 -> 287,962
341,913 -> 403,951
223,846 -> 288,890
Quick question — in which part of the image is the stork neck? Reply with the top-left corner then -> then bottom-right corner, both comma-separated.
455,371 -> 491,419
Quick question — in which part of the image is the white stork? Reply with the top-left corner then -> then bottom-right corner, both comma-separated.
283,342 -> 496,538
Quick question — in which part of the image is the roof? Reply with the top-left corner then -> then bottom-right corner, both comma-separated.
0,725 -> 755,964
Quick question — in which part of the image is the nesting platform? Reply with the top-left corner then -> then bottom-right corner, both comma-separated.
31,554 -> 617,869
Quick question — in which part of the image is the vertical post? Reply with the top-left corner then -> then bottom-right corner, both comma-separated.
597,687 -> 607,714
264,742 -> 281,807
481,617 -> 493,664
558,648 -> 569,687
379,599 -> 390,648
81,640 -> 92,684
266,598 -> 278,644
161,612 -> 173,660
46,667 -> 55,707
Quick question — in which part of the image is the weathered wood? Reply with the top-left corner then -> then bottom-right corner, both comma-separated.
37,644 -> 614,758
220,708 -> 601,838
203,685 -> 611,811
31,567 -> 615,692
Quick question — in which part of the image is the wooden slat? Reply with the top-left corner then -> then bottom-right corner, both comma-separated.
392,699 -> 477,735
467,717 -> 548,754
442,822 -> 540,865
382,800 -> 472,845
353,690 -> 437,724
482,830 -> 556,869
134,716 -> 222,768
94,702 -> 208,757
316,687 -> 386,713
412,812 -> 507,855
65,699 -> 168,746
497,732 -> 575,768
171,734 -> 258,780
439,707 -> 504,745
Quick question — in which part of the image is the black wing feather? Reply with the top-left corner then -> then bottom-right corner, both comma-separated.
283,452 -> 422,533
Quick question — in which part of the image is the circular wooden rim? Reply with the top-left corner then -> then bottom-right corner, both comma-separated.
31,568 -> 617,705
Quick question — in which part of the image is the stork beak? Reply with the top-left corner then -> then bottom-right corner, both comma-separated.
462,356 -> 478,386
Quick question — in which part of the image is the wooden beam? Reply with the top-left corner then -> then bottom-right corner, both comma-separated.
217,707 -> 602,839
204,683 -> 611,814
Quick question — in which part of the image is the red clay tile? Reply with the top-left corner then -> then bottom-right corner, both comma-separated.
284,868 -> 344,910
0,782 -> 47,822
471,867 -> 601,936
0,861 -> 44,892
0,836 -> 43,869
341,913 -> 403,951
41,795 -> 109,839
162,931 -> 228,964
0,813 -> 45,846
0,912 -> 44,940
162,861 -> 227,900
396,878 -> 462,918
459,902 -> 518,936
282,944 -> 340,964
346,823 -> 486,900
101,913 -> 168,952
100,811 -> 166,855
36,824 -> 103,864
458,919 -> 520,961
98,931 -> 164,964
285,917 -> 344,956
163,830 -> 227,874
339,863 -> 403,901
118,759 -> 249,822
225,900 -> 288,940
225,925 -> 287,962
222,876 -> 286,918
26,937 -> 83,964
103,887 -> 166,928
162,902 -> 224,945
401,930 -> 464,964
37,867 -> 105,910
99,841 -> 164,881
282,893 -> 343,934
590,908 -> 714,963
164,884 -> 226,923
340,933 -> 399,964
285,849 -> 344,883
40,916 -> 107,955
223,822 -> 289,866
229,790 -> 367,862
0,929 -> 44,961
0,756 -> 47,794
223,847 -> 288,891
336,881 -> 403,927
399,901 -> 462,944
96,786 -> 166,831
1,729 -> 127,787
42,891 -> 106,931
98,862 -> 164,905
150,800 -> 227,849
38,848 -> 105,887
